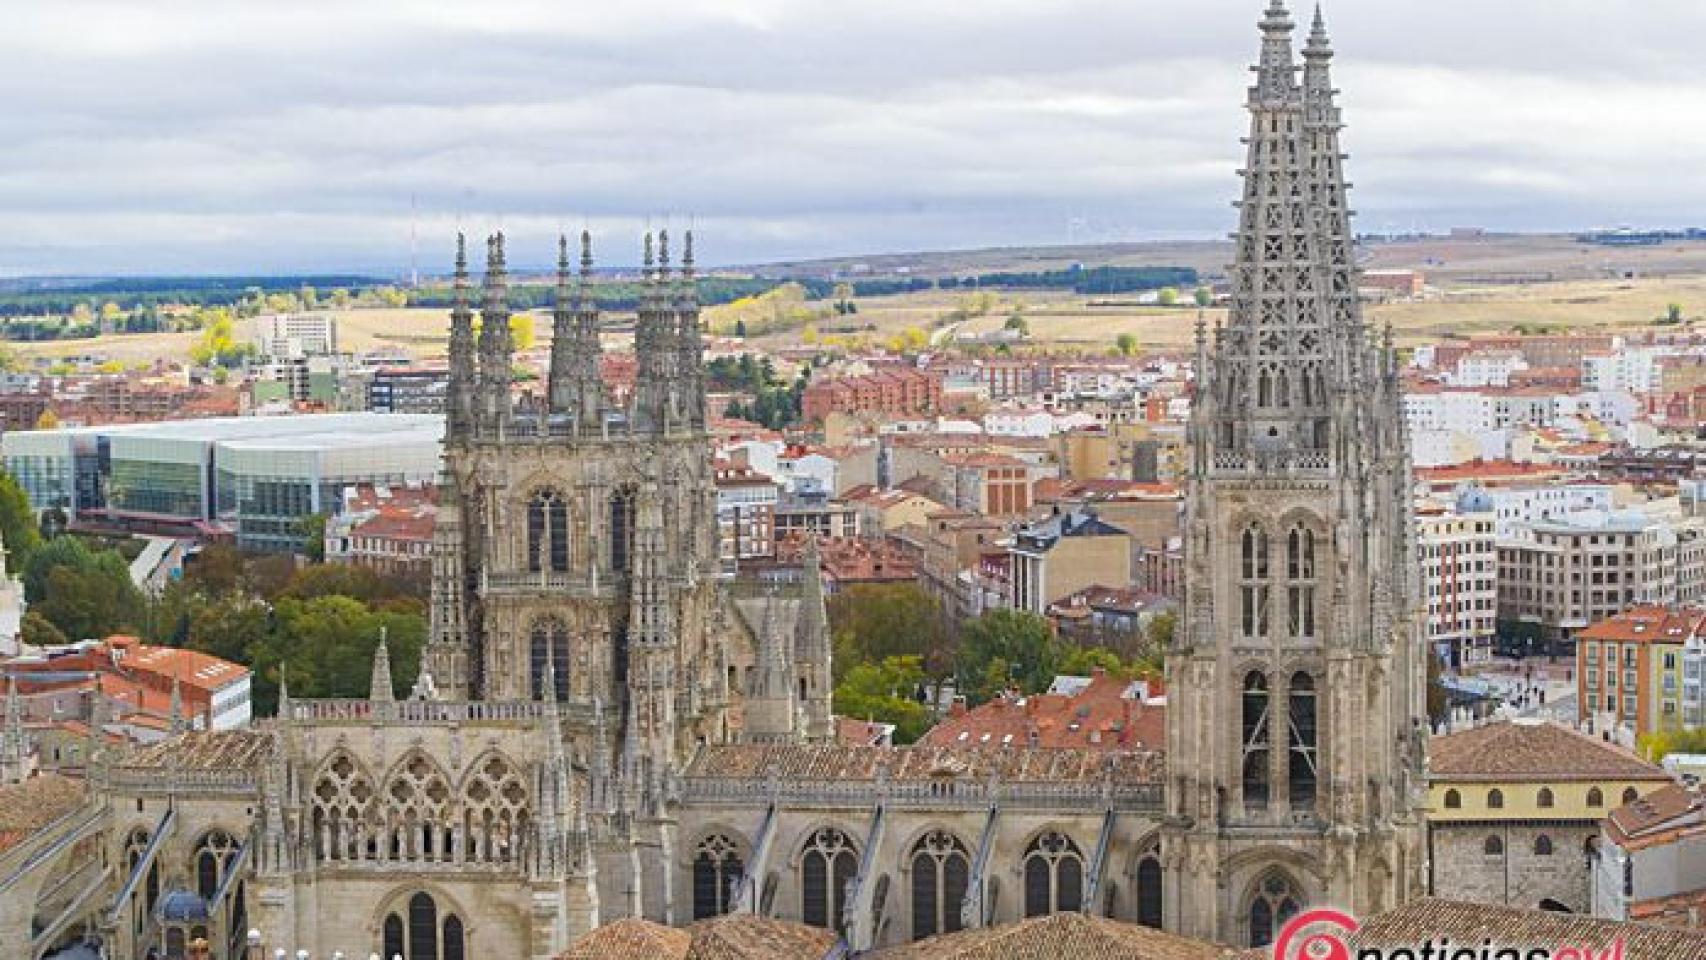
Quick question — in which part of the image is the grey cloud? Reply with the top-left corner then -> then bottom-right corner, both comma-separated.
1,0 -> 1703,275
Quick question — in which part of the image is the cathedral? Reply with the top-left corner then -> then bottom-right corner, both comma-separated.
3,3 -> 1428,958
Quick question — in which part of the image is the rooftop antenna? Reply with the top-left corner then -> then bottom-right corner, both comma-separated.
409,193 -> 419,290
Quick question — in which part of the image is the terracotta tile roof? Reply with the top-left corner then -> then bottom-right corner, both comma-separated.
837,716 -> 893,747
1578,606 -> 1706,645
1429,720 -> 1669,783
1606,782 -> 1705,849
0,774 -> 88,854
919,672 -> 1165,753
1630,888 -> 1706,928
873,911 -> 1232,960
119,730 -> 275,773
684,743 -> 1164,784
685,914 -> 839,960
558,918 -> 692,960
1350,898 -> 1706,960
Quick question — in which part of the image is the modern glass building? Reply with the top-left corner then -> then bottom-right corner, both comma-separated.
2,414 -> 443,551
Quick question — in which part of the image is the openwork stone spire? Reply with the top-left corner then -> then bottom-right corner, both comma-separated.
477,232 -> 514,433
447,233 -> 477,440
369,629 -> 395,703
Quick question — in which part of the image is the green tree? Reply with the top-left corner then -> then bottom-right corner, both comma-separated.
298,513 -> 329,563
186,595 -> 272,667
833,656 -> 931,744
1640,727 -> 1706,762
1194,286 -> 1214,308
828,583 -> 950,680
1157,287 -> 1180,307
1115,333 -> 1139,357
955,609 -> 1063,704
0,469 -> 41,570
19,611 -> 67,648
25,540 -> 145,640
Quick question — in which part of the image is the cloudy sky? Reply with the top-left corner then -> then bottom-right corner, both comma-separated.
4,0 -> 1705,276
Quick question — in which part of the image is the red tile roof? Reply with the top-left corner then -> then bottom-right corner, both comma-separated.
1429,720 -> 1669,783
920,671 -> 1165,753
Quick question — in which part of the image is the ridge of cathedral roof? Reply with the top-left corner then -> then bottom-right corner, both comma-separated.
684,743 -> 1164,784
873,910 -> 1233,960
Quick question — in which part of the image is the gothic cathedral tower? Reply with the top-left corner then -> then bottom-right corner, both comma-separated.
1162,2 -> 1429,947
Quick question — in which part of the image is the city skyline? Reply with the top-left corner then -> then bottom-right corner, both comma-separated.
5,0 -> 1706,276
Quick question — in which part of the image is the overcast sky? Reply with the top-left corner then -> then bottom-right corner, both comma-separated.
4,0 -> 1705,277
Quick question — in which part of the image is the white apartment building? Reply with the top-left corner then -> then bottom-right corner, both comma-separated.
1581,345 -> 1670,395
1418,507 -> 1500,666
1450,349 -> 1527,387
255,313 -> 340,358
1457,483 -> 1616,538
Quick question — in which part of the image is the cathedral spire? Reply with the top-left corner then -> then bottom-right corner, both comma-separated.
673,229 -> 706,431
447,233 -> 477,440
370,629 -> 395,703
477,232 -> 514,433
1254,0 -> 1298,104
548,233 -> 577,416
1,676 -> 25,783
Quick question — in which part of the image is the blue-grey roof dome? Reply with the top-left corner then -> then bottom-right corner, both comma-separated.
157,889 -> 209,922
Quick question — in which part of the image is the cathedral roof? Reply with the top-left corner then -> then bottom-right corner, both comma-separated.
1428,719 -> 1668,783
684,743 -> 1164,784
557,915 -> 834,960
0,774 -> 87,855
120,730 -> 275,772
873,911 -> 1232,960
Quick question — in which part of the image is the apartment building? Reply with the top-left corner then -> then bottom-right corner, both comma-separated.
1575,606 -> 1699,738
1418,506 -> 1499,666
1498,511 -> 1679,650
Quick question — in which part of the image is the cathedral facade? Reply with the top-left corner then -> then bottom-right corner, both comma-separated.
13,3 -> 1431,958
1162,0 -> 1430,947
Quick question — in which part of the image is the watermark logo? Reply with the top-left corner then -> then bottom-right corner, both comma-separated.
1271,908 -> 1630,960
1273,908 -> 1359,960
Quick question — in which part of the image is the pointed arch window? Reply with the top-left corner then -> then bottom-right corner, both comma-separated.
1247,870 -> 1303,948
1286,525 -> 1317,640
529,618 -> 571,702
1242,671 -> 1271,810
1022,831 -> 1083,917
527,489 -> 570,573
408,892 -> 438,960
1288,673 -> 1318,809
693,834 -> 745,920
380,892 -> 465,960
801,828 -> 857,930
1241,525 -> 1271,639
910,830 -> 969,939
193,830 -> 239,901
1136,852 -> 1163,929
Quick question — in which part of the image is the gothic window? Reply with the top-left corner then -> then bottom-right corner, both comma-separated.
1286,526 -> 1317,640
693,834 -> 745,921
124,829 -> 154,938
460,754 -> 530,866
910,830 -> 969,940
193,830 -> 239,900
1136,853 -> 1163,929
1258,369 -> 1272,407
1444,789 -> 1462,809
1242,672 -> 1270,809
1246,870 -> 1303,948
529,618 -> 572,703
311,752 -> 377,863
409,892 -> 438,960
527,489 -> 570,573
384,914 -> 404,960
610,491 -> 634,576
1587,787 -> 1604,808
1022,831 -> 1084,917
382,892 -> 463,960
1535,835 -> 1554,856
801,828 -> 857,930
383,752 -> 453,863
1275,368 -> 1290,408
1240,526 -> 1270,639
1288,673 -> 1318,809
1487,789 -> 1504,810
1537,787 -> 1555,809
